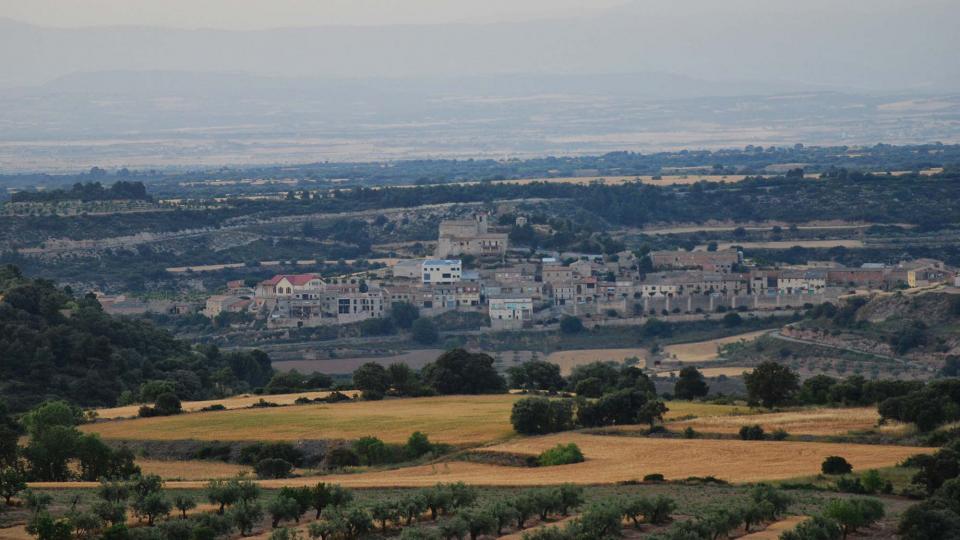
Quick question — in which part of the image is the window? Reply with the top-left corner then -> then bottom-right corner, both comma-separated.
338,299 -> 351,314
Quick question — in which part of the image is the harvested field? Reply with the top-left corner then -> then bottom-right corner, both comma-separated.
83,396 -> 743,445
661,331 -> 768,363
252,434 -> 929,487
93,390 -> 360,419
137,459 -> 252,480
546,348 -> 648,375
658,367 -> 753,378
31,436 -> 927,490
667,407 -> 911,437
273,349 -> 443,374
84,395 -> 523,444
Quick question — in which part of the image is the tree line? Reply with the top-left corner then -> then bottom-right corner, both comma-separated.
0,266 -> 275,412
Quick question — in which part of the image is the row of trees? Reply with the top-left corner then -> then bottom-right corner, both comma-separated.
351,349 -> 507,399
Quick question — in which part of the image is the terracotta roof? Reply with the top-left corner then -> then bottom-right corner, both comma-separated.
260,274 -> 320,286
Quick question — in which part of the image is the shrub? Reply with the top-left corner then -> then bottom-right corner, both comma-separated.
199,404 -> 226,412
771,428 -> 789,441
835,477 -> 866,494
898,500 -> 960,540
326,447 -> 360,469
739,425 -> 765,440
823,498 -> 884,538
537,444 -> 584,467
781,515 -> 842,540
411,318 -> 439,345
255,458 -> 294,479
822,456 -> 853,475
643,473 -> 665,483
560,316 -> 584,334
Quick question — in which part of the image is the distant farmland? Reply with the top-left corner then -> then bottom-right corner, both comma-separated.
83,396 -> 744,445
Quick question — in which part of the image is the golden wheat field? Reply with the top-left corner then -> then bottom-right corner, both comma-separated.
85,395 -> 521,444
246,433 -> 929,488
137,459 -> 252,480
658,366 -> 754,378
661,330 -> 768,363
93,391 -> 360,420
667,407 -> 911,437
83,396 -> 745,446
545,348 -> 649,375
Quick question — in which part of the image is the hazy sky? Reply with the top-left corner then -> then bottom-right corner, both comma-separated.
0,0 -> 630,29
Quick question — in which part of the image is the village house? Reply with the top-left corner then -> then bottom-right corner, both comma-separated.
436,213 -> 509,258
255,274 -> 325,299
203,295 -> 252,317
650,249 -> 741,273
488,295 -> 534,330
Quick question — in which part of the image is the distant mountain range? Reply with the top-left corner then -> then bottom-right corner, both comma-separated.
1,0 -> 958,92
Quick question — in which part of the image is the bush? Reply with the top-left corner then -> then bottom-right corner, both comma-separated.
411,318 -> 439,345
326,447 -> 360,469
255,458 -> 294,479
771,428 -> 789,441
739,425 -> 765,440
822,456 -> 853,475
240,442 -> 304,467
781,515 -> 842,540
643,473 -> 665,483
823,498 -> 884,538
898,500 -> 960,540
560,316 -> 584,334
537,444 -> 584,467
137,393 -> 182,418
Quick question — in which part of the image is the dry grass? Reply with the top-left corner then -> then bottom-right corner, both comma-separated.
84,396 -> 744,446
84,395 -> 522,444
658,367 -> 753,378
661,331 -> 767,363
546,348 -> 649,375
667,407 -> 911,437
93,391 -> 360,420
268,434 -> 928,487
137,459 -> 252,480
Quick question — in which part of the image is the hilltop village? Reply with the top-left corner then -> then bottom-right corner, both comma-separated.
188,213 -> 956,332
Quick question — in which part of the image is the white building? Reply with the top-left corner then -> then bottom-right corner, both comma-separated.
422,259 -> 462,285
